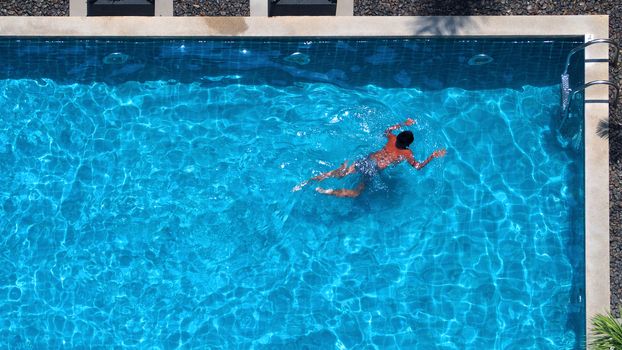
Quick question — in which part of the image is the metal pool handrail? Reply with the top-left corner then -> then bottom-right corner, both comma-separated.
560,38 -> 621,125
559,79 -> 619,148
562,38 -> 620,75
570,80 -> 620,105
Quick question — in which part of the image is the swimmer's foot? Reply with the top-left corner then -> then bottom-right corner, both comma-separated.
315,187 -> 334,195
292,181 -> 308,192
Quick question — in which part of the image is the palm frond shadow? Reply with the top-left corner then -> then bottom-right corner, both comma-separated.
597,119 -> 609,139
413,16 -> 480,36
407,0 -> 499,35
599,119 -> 622,162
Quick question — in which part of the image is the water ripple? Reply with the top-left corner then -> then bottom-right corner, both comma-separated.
0,79 -> 583,349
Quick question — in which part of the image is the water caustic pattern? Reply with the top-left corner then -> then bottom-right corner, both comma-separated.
0,78 -> 583,349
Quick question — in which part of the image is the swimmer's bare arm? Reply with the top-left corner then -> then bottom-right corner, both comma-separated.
384,118 -> 416,137
408,149 -> 447,170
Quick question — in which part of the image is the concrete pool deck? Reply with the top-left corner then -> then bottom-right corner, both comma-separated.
0,15 -> 611,340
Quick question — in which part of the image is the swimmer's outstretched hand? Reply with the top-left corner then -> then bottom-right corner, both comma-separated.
432,148 -> 447,158
404,118 -> 416,126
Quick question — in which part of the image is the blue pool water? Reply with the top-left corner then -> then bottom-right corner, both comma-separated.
0,39 -> 584,349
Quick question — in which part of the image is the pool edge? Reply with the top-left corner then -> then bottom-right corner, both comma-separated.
0,15 -> 609,38
0,15 -> 610,347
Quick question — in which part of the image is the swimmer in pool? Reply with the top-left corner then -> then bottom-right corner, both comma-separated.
292,118 -> 446,198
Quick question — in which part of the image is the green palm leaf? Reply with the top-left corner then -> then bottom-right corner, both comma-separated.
591,313 -> 622,349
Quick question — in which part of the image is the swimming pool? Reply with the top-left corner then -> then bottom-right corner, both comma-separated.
0,37 -> 586,348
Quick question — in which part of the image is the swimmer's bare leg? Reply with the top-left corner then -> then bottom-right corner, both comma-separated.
293,161 -> 356,191
316,181 -> 365,198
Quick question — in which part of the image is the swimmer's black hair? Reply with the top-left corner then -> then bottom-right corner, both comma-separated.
396,131 -> 414,149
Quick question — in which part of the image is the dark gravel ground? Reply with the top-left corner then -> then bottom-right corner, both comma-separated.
174,0 -> 249,16
0,0 -> 68,16
0,0 -> 251,17
356,0 -> 622,313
